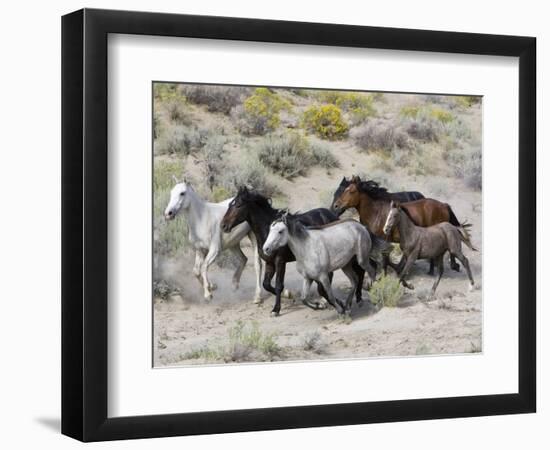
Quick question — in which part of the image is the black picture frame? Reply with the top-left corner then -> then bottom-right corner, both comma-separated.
62,8 -> 536,442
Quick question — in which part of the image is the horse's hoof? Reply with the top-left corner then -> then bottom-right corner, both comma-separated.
204,293 -> 213,302
357,300 -> 364,308
209,283 -> 218,291
282,289 -> 293,299
270,311 -> 280,317
253,297 -> 263,305
468,283 -> 476,292
232,281 -> 239,291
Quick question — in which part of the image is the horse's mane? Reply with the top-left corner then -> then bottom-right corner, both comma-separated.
245,190 -> 273,210
276,214 -> 309,240
356,180 -> 392,200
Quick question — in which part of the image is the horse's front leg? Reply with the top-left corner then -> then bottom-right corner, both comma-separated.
229,245 -> 247,291
398,252 -> 418,290
318,273 -> 345,315
300,278 -> 316,310
193,249 -> 206,289
271,259 -> 286,317
201,244 -> 220,301
251,234 -> 263,304
262,261 -> 277,296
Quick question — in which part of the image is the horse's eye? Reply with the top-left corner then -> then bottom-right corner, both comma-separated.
180,192 -> 185,196
278,231 -> 283,235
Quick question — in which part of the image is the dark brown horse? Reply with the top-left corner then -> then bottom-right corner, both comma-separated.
331,176 -> 466,273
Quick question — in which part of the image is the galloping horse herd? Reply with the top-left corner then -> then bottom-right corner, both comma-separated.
164,174 -> 477,318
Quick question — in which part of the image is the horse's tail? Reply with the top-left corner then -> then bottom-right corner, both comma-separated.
446,204 -> 461,227
457,223 -> 478,252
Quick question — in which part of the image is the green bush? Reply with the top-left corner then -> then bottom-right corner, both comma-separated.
369,275 -> 404,307
302,104 -> 349,140
164,99 -> 191,125
220,153 -> 277,196
154,124 -> 208,155
255,132 -> 338,179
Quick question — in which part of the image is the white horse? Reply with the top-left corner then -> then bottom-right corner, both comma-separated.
263,214 -> 377,315
164,178 -> 262,303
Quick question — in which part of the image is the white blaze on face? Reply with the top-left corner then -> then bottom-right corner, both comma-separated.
383,207 -> 398,235
164,182 -> 188,220
263,221 -> 289,256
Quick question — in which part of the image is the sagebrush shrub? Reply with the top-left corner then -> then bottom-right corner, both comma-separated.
256,132 -> 312,178
255,132 -> 338,179
302,104 -> 349,140
219,153 -> 277,196
164,99 -> 191,125
369,275 -> 404,307
182,85 -> 247,114
446,145 -> 482,190
351,119 -> 409,152
154,124 -> 208,155
404,111 -> 442,142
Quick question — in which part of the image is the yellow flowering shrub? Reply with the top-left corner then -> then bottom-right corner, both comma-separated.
241,88 -> 291,133
429,107 -> 455,124
316,91 -> 376,124
302,104 -> 349,140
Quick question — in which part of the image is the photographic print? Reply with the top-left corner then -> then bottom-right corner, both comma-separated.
153,83 -> 482,367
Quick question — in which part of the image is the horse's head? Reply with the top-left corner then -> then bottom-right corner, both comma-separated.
263,217 -> 289,256
221,186 -> 251,233
332,175 -> 361,214
383,200 -> 401,236
330,177 -> 350,215
164,177 -> 192,220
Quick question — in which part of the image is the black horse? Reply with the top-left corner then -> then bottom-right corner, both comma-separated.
330,176 -> 425,216
221,187 -> 367,316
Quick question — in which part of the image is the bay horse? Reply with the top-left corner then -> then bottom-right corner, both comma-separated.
383,201 -> 476,297
164,178 -> 262,303
331,175 -> 466,274
330,176 -> 425,216
220,186 -> 371,316
263,214 -> 378,316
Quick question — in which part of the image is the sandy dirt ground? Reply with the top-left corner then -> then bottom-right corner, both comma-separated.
154,176 -> 482,367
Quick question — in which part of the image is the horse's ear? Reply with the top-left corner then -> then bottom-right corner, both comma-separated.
281,210 -> 289,225
351,175 -> 360,183
172,175 -> 180,184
